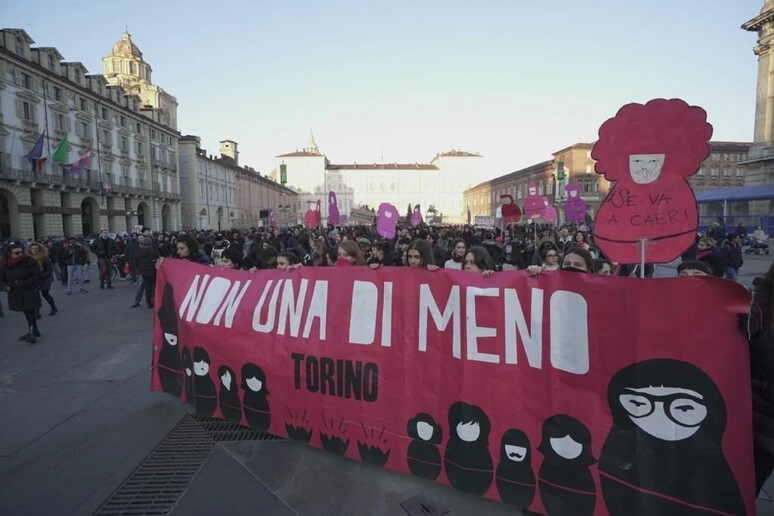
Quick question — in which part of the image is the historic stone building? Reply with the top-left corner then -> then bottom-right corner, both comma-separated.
274,131 -> 484,224
178,137 -> 297,230
464,141 -> 748,225
0,28 -> 181,239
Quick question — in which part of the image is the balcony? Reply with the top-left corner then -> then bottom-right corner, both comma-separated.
0,166 -> 178,200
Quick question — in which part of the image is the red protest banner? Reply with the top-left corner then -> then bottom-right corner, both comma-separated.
151,261 -> 754,515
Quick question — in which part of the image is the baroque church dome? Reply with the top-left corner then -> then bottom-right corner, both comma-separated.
111,31 -> 143,58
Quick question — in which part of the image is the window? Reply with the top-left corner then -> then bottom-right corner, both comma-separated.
74,69 -> 81,84
137,142 -> 144,156
20,72 -> 32,89
80,98 -> 87,111
22,101 -> 33,120
539,181 -> 544,195
55,113 -> 65,131
723,168 -> 730,177
151,129 -> 157,140
136,123 -> 141,133
697,166 -> 705,176
120,137 -> 128,152
112,60 -> 119,73
585,164 -> 592,174
102,129 -> 111,145
120,115 -> 126,128
15,36 -> 23,55
152,147 -> 158,160
130,62 -> 137,74
102,107 -> 108,120
710,167 -> 718,177
53,86 -> 62,102
77,121 -> 90,138
735,168 -> 743,177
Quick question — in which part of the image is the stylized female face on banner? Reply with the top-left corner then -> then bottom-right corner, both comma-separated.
629,154 -> 665,185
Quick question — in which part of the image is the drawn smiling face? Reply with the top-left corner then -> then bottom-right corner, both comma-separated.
619,385 -> 707,441
629,154 -> 665,184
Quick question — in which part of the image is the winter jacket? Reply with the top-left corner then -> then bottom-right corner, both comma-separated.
124,239 -> 140,262
696,248 -> 725,278
183,251 -> 212,266
0,255 -> 42,311
721,241 -> 744,269
64,244 -> 88,266
92,236 -> 117,258
134,246 -> 160,279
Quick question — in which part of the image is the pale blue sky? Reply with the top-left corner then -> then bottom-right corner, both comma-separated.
2,0 -> 765,180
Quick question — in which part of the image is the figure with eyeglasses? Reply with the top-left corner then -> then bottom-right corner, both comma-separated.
0,241 -> 42,343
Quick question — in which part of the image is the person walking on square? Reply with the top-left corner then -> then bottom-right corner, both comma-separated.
132,236 -> 160,309
93,229 -> 117,290
26,241 -> 57,317
0,241 -> 42,343
64,237 -> 88,295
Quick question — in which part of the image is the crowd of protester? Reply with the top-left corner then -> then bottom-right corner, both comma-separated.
1,217 -> 773,493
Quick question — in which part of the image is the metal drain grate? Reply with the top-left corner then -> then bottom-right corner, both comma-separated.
95,414 -> 285,515
191,414 -> 284,442
95,415 -> 215,515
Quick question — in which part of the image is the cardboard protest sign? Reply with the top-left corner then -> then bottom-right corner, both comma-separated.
411,204 -> 424,227
542,199 -> 558,223
349,208 -> 375,225
153,262 -> 753,516
376,202 -> 400,239
474,215 -> 495,229
328,191 -> 340,226
591,99 -> 712,264
500,194 -> 522,224
303,200 -> 322,229
564,184 -> 587,223
268,210 -> 276,228
524,183 -> 546,219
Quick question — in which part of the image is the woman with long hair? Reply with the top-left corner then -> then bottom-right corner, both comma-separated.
527,247 -> 594,276
26,241 -> 57,316
406,239 -> 439,271
0,241 -> 42,343
336,240 -> 365,266
463,246 -> 496,277
444,238 -> 467,270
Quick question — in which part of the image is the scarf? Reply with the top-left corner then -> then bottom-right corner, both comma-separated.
451,254 -> 464,263
4,254 -> 29,268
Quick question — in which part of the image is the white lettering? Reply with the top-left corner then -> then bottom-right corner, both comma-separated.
179,274 -> 211,321
349,281 -> 378,345
277,279 -> 309,337
213,280 -> 252,328
466,287 -> 500,363
504,288 -> 544,368
550,291 -> 589,374
381,281 -> 393,347
252,279 -> 283,333
302,280 -> 328,340
418,284 -> 461,358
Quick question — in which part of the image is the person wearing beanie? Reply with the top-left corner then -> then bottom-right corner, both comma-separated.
131,236 -> 160,308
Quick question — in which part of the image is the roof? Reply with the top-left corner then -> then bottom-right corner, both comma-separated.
709,141 -> 752,152
695,184 -> 774,203
276,151 -> 323,158
435,150 -> 482,158
466,160 -> 554,192
327,163 -> 439,171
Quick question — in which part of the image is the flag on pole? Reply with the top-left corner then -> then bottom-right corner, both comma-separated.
68,144 -> 93,178
25,131 -> 47,173
52,136 -> 69,163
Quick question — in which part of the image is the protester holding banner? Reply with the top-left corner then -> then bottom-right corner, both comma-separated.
175,235 -> 212,266
463,246 -> 497,276
500,243 -> 526,271
560,248 -> 595,274
594,259 -> 614,276
407,239 -> 439,271
444,238 -> 468,270
676,260 -> 713,277
336,241 -> 365,266
276,251 -> 300,270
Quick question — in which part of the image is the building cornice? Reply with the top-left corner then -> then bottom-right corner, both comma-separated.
743,9 -> 774,31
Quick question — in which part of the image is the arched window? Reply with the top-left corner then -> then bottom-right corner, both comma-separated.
129,62 -> 137,74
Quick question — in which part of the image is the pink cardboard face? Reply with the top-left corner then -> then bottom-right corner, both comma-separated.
377,203 -> 400,239
542,199 -> 558,222
500,194 -> 521,223
411,205 -> 423,227
524,183 -> 546,219
328,191 -> 340,226
591,98 -> 712,263
564,184 -> 587,224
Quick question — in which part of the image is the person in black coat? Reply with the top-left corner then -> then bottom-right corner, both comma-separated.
694,237 -> 725,278
0,241 -> 42,343
132,236 -> 161,309
92,229 -> 118,290
747,262 -> 774,494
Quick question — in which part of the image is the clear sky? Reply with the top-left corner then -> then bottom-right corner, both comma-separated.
2,0 -> 765,181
